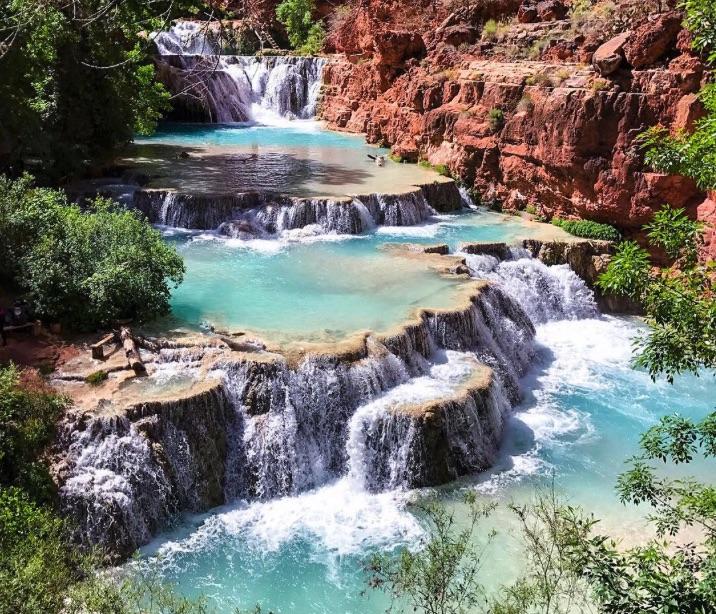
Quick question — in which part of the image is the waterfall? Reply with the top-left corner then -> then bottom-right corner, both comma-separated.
464,252 -> 598,324
134,187 -> 448,235
216,285 -> 535,501
152,22 -> 325,124
59,415 -> 175,557
56,247 -> 604,556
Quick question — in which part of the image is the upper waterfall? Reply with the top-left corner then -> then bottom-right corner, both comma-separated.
151,22 -> 325,124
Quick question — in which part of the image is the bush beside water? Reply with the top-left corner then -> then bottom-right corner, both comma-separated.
552,217 -> 621,242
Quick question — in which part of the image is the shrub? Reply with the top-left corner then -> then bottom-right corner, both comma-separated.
85,370 -> 108,386
419,160 -> 451,177
389,152 -> 404,163
0,364 -> 68,502
482,19 -> 499,41
592,78 -> 610,91
298,21 -> 325,55
488,107 -> 505,132
517,94 -> 534,113
552,217 -> 622,242
526,72 -> 553,87
0,175 -> 185,330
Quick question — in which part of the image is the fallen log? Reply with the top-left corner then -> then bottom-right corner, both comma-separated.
90,332 -> 116,360
120,327 -> 147,376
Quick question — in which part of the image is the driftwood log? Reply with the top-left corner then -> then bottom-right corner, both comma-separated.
120,327 -> 147,376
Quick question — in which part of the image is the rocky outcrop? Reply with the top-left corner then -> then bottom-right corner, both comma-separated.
623,11 -> 682,69
318,1 -> 710,250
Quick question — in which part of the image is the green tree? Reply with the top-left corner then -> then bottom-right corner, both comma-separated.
0,365 -> 68,503
276,0 -> 325,54
0,0 -> 201,180
597,205 -> 715,382
0,175 -> 185,330
366,493 -> 496,614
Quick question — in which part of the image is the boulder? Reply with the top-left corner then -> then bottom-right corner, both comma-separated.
592,31 -> 630,76
536,0 -> 567,21
373,31 -> 426,67
436,24 -> 479,47
517,3 -> 538,23
623,11 -> 683,69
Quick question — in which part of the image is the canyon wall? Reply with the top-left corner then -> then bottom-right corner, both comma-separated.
317,0 -> 712,243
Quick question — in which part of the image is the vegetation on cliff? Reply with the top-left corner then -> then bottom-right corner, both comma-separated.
0,175 -> 184,330
640,0 -> 716,191
551,218 -> 622,242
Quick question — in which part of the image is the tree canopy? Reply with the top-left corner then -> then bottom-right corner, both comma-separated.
0,175 -> 185,330
0,0 -> 203,180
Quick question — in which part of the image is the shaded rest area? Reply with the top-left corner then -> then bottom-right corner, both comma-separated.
119,141 -> 454,198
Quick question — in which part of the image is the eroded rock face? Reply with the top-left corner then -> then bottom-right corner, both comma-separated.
623,11 -> 683,69
319,3 -> 710,249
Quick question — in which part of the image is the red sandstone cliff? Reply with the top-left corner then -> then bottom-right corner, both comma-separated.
316,0 -> 713,246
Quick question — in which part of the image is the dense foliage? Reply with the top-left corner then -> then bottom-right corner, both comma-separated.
640,0 -> 716,191
551,218 -> 622,242
0,0 -> 200,180
276,0 -> 325,55
0,175 -> 184,330
598,206 -> 715,381
0,365 -> 217,613
0,365 -> 67,503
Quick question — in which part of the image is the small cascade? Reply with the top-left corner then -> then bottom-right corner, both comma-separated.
458,186 -> 478,209
152,22 -> 325,124
134,187 -> 444,235
218,285 -> 535,501
465,253 -> 598,324
58,415 -> 175,557
345,352 -> 510,491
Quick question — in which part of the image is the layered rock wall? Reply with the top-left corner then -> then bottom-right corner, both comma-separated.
317,0 -> 712,245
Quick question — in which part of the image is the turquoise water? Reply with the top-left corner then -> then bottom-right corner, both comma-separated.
136,122 -> 381,151
138,315 -> 715,612
166,210 -> 560,339
135,123 -> 715,612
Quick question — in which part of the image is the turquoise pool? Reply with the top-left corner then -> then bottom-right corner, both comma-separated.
166,209 -> 565,340
136,315 -> 715,612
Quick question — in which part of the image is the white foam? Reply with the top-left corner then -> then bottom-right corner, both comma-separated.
146,479 -> 423,560
375,222 -> 440,238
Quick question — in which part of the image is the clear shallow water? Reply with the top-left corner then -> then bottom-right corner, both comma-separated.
136,315 -> 715,612
125,123 -> 453,196
136,122 -> 378,151
166,210 -> 562,340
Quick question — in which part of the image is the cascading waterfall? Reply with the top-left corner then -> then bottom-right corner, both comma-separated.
464,251 -> 599,324
218,285 -> 535,500
56,244 -> 603,555
152,22 -> 325,124
134,188 -> 443,235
